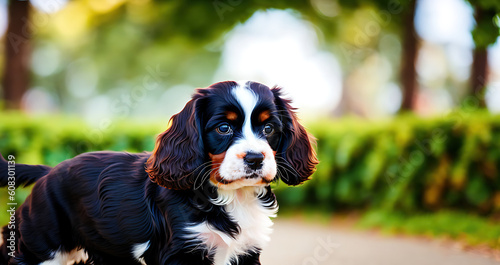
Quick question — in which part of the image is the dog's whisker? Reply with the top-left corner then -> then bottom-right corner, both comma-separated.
276,159 -> 300,176
276,164 -> 291,181
192,165 -> 213,189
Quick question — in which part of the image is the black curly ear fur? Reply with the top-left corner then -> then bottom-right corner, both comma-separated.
272,87 -> 318,185
146,95 -> 205,190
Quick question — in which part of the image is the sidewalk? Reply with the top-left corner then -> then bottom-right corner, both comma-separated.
261,218 -> 499,265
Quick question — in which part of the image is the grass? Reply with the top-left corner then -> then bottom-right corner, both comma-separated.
357,210 -> 500,250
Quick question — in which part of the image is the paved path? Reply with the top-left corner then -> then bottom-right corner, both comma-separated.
261,218 -> 499,265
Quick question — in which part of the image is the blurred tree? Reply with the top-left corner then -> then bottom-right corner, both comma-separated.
2,0 -> 31,109
399,0 -> 418,112
3,0 -> 318,112
467,0 -> 500,108
25,0 -> 318,114
335,0 -> 417,113
1,0 -> 420,115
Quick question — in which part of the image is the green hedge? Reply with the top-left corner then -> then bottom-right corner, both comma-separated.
1,112 -> 500,214
276,112 -> 500,215
0,114 -> 164,166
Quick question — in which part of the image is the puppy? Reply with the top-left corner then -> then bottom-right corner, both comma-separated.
0,81 -> 318,265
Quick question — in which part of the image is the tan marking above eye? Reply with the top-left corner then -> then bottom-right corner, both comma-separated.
259,110 -> 271,122
225,111 -> 238,121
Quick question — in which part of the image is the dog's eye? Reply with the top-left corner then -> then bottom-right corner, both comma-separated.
216,124 -> 233,135
263,124 -> 274,136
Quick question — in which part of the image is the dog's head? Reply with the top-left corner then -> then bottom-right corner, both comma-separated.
146,81 -> 318,190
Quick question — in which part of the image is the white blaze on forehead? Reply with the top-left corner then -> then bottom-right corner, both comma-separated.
232,81 -> 259,142
216,81 -> 276,187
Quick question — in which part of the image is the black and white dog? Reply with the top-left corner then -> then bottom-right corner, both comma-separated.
0,81 -> 318,265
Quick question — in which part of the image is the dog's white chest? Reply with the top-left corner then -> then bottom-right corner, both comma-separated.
187,187 -> 277,265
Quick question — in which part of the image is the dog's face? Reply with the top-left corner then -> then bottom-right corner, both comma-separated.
146,81 -> 318,190
203,82 -> 282,189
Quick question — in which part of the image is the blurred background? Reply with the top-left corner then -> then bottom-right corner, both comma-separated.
2,0 -> 500,119
1,0 -> 500,263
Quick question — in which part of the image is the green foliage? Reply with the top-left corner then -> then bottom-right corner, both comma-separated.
24,1 -> 320,114
276,112 -> 500,215
358,210 -> 500,249
0,113 -> 164,165
1,112 -> 500,221
28,0 -> 413,115
467,0 -> 500,48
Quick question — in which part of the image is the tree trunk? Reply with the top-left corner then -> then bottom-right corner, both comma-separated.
470,7 -> 488,108
2,0 -> 31,110
471,47 -> 487,107
399,0 -> 418,112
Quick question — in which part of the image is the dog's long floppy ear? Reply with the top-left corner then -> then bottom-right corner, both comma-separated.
146,95 -> 205,190
272,87 -> 319,185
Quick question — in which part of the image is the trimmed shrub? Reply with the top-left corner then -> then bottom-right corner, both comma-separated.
1,112 -> 499,214
276,112 -> 500,215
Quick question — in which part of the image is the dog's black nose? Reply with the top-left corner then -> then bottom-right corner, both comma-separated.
244,152 -> 264,170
